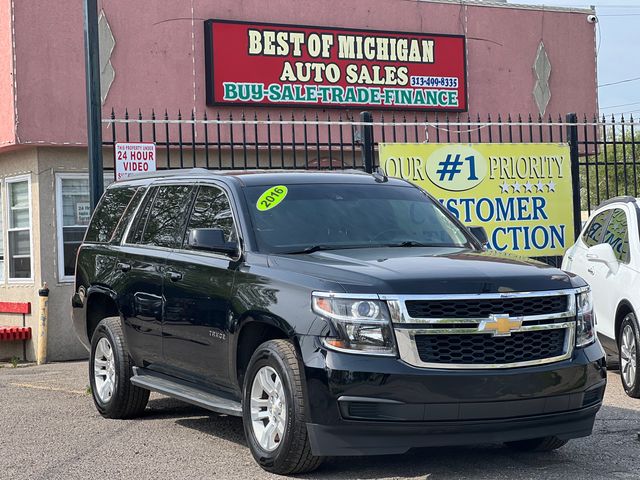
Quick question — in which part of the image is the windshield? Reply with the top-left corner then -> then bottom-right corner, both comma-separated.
244,183 -> 473,254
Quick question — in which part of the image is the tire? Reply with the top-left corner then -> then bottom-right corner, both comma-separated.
618,313 -> 640,398
505,436 -> 569,452
89,316 -> 150,419
242,339 -> 324,475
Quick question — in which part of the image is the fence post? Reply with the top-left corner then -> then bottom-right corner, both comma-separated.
360,111 -> 374,173
566,113 -> 581,240
36,283 -> 49,365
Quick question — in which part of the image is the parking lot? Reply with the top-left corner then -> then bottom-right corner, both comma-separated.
1,361 -> 639,480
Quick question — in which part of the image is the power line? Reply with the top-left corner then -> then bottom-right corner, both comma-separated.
598,76 -> 640,88
600,100 -> 640,110
605,108 -> 640,117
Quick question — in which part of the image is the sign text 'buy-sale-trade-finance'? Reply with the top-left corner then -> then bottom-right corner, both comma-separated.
205,20 -> 467,111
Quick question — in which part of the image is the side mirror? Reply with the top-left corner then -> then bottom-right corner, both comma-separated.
468,226 -> 489,246
586,243 -> 618,273
188,228 -> 238,256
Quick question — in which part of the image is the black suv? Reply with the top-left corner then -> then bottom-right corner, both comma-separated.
72,169 -> 606,475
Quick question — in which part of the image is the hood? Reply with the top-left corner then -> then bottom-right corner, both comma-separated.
268,247 -> 584,295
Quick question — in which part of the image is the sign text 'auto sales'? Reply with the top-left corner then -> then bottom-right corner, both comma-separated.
204,20 -> 467,111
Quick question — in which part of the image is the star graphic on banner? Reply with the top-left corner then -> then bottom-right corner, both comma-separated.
547,180 -> 556,192
512,181 -> 522,193
500,181 -> 510,193
536,180 -> 545,192
524,181 -> 533,192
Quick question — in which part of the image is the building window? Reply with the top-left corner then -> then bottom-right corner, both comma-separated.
0,184 -> 4,282
56,173 -> 113,281
6,176 -> 32,281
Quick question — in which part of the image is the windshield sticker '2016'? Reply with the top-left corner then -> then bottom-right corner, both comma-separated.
257,185 -> 288,211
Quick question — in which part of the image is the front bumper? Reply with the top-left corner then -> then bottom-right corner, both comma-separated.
307,403 -> 601,456
299,337 -> 606,456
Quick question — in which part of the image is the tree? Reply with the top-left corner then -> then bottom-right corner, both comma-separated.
579,121 -> 640,212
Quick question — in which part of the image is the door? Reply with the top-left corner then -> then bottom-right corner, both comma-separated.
584,208 -> 633,340
162,184 -> 239,388
117,184 -> 196,370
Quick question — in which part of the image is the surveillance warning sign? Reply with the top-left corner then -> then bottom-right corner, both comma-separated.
115,143 -> 156,181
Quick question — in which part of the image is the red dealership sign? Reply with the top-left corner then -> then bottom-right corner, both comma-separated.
204,20 -> 467,111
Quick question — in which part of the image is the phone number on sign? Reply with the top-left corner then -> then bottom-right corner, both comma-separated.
410,76 -> 459,88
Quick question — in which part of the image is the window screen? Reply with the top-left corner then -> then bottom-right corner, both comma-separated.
7,179 -> 31,279
0,184 -> 4,281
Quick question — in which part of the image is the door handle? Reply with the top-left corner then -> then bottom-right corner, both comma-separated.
587,267 -> 595,276
117,262 -> 131,273
167,271 -> 183,282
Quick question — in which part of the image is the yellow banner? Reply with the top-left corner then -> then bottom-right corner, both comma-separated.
379,143 -> 574,256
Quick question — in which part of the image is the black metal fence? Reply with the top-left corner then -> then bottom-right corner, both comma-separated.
103,110 -> 640,266
103,109 -> 365,172
103,109 -> 580,171
577,115 -> 640,214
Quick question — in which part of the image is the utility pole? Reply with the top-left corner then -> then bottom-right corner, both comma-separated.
83,0 -> 104,210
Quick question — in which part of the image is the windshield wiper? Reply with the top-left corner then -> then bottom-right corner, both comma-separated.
283,245 -> 336,255
384,241 -> 432,247
283,243 -> 378,254
383,241 -> 464,248
284,241 -> 448,254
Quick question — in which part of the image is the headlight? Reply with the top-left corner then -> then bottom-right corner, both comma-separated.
312,293 -> 397,356
576,289 -> 596,347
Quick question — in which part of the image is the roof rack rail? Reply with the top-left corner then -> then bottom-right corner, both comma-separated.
596,196 -> 639,209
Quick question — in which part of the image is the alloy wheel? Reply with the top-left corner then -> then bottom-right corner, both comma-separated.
621,322 -> 637,388
94,337 -> 116,402
250,366 -> 287,451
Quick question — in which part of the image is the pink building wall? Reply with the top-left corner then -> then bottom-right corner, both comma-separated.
6,0 -> 597,147
0,0 -> 15,146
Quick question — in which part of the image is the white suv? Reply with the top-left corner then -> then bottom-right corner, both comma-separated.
562,196 -> 640,398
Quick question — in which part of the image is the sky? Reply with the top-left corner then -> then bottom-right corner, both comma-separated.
514,0 -> 640,119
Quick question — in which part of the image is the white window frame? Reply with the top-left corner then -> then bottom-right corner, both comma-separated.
5,174 -> 33,283
55,172 -> 113,282
0,183 -> 5,283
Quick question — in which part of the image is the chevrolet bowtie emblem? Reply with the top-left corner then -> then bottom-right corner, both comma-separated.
478,314 -> 522,337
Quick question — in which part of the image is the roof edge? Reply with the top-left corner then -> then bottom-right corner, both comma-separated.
416,0 -> 594,15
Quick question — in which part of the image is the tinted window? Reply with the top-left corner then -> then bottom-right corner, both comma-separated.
184,185 -> 237,248
244,183 -> 471,254
127,187 -> 157,244
603,208 -> 630,263
141,185 -> 196,248
582,211 -> 610,247
85,187 -> 137,243
110,187 -> 146,243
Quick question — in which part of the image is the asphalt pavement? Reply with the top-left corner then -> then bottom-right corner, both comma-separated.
1,361 -> 639,480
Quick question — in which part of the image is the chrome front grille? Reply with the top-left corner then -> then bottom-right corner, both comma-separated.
414,328 -> 566,365
381,289 -> 583,370
405,295 -> 568,319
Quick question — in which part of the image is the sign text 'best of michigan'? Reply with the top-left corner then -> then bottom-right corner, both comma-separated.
205,20 -> 466,111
